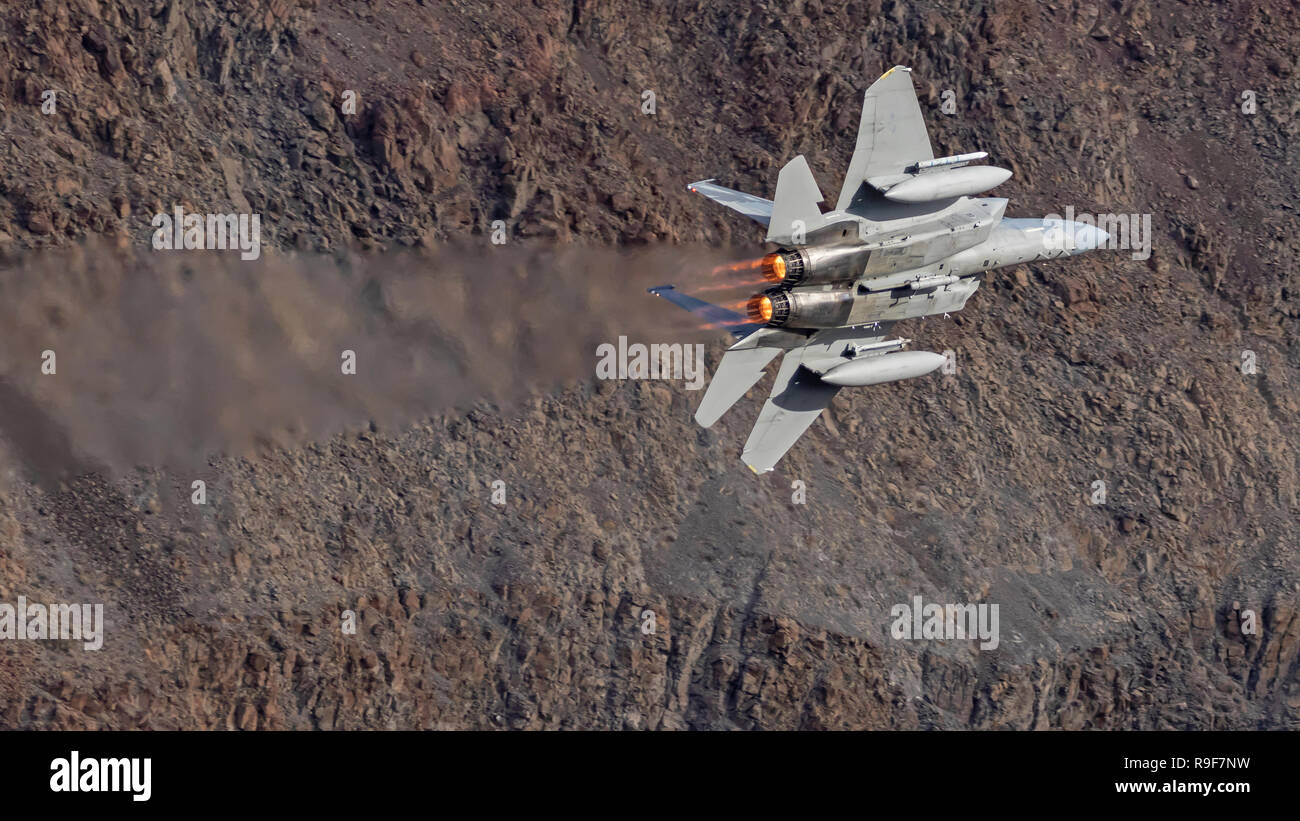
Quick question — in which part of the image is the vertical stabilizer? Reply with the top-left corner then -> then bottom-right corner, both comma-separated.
766,155 -> 827,245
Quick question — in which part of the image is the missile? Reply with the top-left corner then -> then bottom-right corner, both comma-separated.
820,350 -> 946,387
908,274 -> 959,290
883,165 -> 1012,203
860,270 -> 965,292
912,151 -> 988,171
848,337 -> 910,355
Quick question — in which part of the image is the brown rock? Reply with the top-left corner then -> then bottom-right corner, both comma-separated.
25,211 -> 53,235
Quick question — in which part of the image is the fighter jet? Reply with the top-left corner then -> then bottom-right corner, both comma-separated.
650,66 -> 1109,473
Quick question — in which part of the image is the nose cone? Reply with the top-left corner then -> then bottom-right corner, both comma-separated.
1071,223 -> 1110,253
1040,219 -> 1111,254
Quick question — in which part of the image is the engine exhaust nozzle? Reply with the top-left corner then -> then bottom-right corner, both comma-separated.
746,293 -> 774,323
761,253 -> 788,283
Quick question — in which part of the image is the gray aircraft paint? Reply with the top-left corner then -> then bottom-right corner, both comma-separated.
652,66 -> 1109,473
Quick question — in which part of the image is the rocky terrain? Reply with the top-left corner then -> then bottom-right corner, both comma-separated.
0,0 -> 1297,729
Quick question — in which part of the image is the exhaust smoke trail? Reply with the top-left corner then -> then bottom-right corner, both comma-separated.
0,240 -> 746,480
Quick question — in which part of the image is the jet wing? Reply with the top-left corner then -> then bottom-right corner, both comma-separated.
687,180 -> 773,227
742,352 -> 841,474
647,283 -> 899,472
835,66 -> 935,212
741,324 -> 894,473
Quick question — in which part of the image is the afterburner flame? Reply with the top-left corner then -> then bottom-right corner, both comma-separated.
761,253 -> 787,282
710,258 -> 763,275
694,278 -> 769,293
747,294 -> 773,323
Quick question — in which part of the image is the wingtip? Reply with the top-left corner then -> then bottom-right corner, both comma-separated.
647,284 -> 675,295
742,456 -> 774,475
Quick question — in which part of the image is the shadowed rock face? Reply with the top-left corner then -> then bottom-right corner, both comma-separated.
0,0 -> 1297,730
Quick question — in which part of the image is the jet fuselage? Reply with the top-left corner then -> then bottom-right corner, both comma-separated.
750,198 -> 1109,329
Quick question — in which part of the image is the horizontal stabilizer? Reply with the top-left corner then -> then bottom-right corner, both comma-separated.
648,285 -> 763,340
695,346 -> 782,428
687,180 -> 773,226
